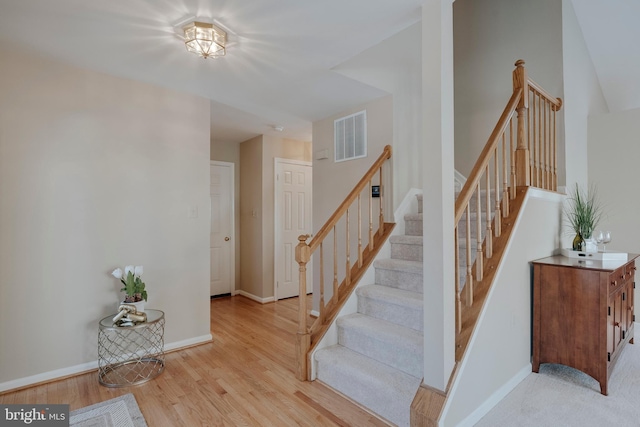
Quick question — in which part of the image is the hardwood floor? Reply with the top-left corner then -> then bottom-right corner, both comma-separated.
0,295 -> 390,426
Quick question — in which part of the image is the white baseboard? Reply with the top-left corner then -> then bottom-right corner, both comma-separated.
456,364 -> 532,427
237,290 -> 275,304
164,334 -> 212,352
0,361 -> 99,394
0,334 -> 213,393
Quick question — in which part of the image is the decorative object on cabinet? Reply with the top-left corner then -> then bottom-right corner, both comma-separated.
531,254 -> 638,395
111,265 -> 148,312
113,304 -> 148,327
560,248 -> 627,261
563,184 -> 604,251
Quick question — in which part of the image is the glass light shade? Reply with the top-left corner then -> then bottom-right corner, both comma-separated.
183,22 -> 226,59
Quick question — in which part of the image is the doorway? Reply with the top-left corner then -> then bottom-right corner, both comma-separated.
274,158 -> 312,300
210,161 -> 235,297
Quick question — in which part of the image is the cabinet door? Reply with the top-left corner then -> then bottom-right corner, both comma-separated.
607,293 -> 615,362
612,286 -> 624,355
625,280 -> 634,332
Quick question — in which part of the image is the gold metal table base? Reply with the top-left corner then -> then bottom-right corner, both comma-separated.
98,309 -> 165,387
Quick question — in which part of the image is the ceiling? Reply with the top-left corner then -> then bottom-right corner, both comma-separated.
0,1 -> 635,145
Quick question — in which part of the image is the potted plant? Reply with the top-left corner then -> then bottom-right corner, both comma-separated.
564,184 -> 603,251
112,265 -> 147,312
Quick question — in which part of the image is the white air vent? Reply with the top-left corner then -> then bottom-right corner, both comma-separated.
334,110 -> 367,162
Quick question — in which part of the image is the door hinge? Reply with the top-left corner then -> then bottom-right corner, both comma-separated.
623,292 -> 626,301
623,330 -> 626,340
608,352 -> 611,362
634,282 -> 636,289
608,306 -> 611,316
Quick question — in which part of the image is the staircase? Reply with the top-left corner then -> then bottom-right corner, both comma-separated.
314,189 -> 499,426
315,194 -> 425,427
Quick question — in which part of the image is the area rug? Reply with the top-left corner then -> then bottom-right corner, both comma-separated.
70,393 -> 147,427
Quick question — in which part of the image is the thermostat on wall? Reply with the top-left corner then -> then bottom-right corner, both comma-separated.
372,185 -> 381,198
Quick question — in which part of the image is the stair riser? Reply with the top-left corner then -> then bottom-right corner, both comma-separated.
391,242 -> 422,262
375,268 -> 422,293
357,297 -> 423,331
338,324 -> 423,378
405,219 -> 423,236
315,350 -> 419,427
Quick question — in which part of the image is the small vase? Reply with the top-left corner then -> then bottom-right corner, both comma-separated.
572,233 -> 584,251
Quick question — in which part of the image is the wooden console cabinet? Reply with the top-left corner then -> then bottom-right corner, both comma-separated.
532,254 -> 638,395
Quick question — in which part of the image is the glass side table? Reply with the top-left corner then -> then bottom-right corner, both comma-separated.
98,309 -> 165,387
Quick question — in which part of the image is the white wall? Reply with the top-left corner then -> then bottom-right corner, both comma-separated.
239,135 -> 311,301
453,0 -> 565,183
0,45 -> 211,388
421,0 -> 456,393
311,96 -> 392,233
333,23 -> 422,210
441,189 -> 565,427
588,107 -> 640,326
561,0 -> 609,190
311,96 -> 392,305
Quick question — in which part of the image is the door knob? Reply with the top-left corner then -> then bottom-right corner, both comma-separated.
224,236 -> 230,241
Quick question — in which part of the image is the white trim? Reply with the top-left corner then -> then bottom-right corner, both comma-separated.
237,290 -> 275,304
210,160 -> 236,296
0,334 -> 213,393
393,187 -> 422,236
454,169 -> 467,192
164,334 -> 213,352
310,310 -> 319,318
273,158 -> 312,301
455,365 -> 532,427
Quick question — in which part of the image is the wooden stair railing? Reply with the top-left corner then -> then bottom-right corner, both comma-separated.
412,59 -> 563,427
295,145 -> 394,381
454,59 -> 562,352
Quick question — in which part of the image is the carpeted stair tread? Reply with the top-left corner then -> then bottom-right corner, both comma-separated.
337,313 -> 423,378
315,345 -> 422,427
374,259 -> 423,292
404,213 -> 423,221
374,258 -> 422,273
390,235 -> 423,261
357,285 -> 423,331
357,284 -> 423,308
390,235 -> 423,245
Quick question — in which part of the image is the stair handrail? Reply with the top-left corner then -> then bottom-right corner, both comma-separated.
295,144 -> 393,381
454,90 -> 521,225
453,59 -> 563,339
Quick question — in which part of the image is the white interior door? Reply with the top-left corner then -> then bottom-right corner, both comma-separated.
211,161 -> 234,297
275,159 -> 312,300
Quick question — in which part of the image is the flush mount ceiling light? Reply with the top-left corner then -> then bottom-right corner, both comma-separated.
183,21 -> 226,59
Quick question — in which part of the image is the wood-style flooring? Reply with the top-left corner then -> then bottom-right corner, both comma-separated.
0,295 -> 390,426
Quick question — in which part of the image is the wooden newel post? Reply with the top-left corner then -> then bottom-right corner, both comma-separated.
295,234 -> 311,381
513,59 -> 530,186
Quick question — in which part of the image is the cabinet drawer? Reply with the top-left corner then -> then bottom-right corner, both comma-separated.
609,267 -> 626,294
625,261 -> 637,280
